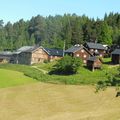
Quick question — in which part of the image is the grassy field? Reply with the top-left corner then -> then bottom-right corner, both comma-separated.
0,83 -> 120,120
0,69 -> 37,88
0,58 -> 119,85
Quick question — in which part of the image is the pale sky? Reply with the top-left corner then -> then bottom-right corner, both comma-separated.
0,0 -> 120,24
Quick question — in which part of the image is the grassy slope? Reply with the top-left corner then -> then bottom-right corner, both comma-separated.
0,58 -> 119,85
0,69 -> 37,88
0,83 -> 120,120
35,58 -> 119,84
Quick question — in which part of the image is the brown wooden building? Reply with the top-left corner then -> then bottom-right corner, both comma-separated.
12,46 -> 63,65
84,42 -> 105,57
44,48 -> 63,62
87,56 -> 102,71
65,44 -> 93,64
111,49 -> 120,64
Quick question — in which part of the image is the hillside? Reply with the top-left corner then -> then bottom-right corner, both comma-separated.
0,13 -> 120,51
0,59 -> 119,85
0,83 -> 120,120
0,69 -> 37,88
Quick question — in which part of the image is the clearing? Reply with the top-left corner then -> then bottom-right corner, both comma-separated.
0,83 -> 120,120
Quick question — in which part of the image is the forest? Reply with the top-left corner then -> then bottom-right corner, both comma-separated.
0,12 -> 120,51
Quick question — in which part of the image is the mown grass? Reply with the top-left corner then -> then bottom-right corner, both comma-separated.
0,57 -> 118,85
0,69 -> 37,88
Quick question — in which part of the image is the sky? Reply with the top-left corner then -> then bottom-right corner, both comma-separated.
0,0 -> 120,24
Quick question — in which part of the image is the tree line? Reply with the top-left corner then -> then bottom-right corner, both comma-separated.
0,12 -> 120,51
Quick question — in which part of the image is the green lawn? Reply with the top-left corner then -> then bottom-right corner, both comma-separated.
0,69 -> 37,88
0,58 -> 119,86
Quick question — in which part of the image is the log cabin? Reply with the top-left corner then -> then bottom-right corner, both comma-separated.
84,42 -> 105,57
111,49 -> 120,64
65,44 -> 93,64
44,48 -> 63,62
87,56 -> 102,71
12,46 -> 63,65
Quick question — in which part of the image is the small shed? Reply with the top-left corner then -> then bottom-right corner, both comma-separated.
87,56 -> 102,71
111,49 -> 120,64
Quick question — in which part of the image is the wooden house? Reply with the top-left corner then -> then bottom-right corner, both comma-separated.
44,48 -> 63,62
12,46 -> 63,65
111,49 -> 120,64
65,44 -> 93,64
87,56 -> 102,71
84,42 -> 105,57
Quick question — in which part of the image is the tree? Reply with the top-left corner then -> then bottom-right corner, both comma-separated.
96,67 -> 120,93
50,56 -> 82,75
100,22 -> 113,45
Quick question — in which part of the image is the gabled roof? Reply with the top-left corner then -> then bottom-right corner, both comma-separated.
23,46 -> 40,53
85,42 -> 105,50
65,44 -> 93,56
87,56 -> 99,62
111,49 -> 120,55
44,48 -> 63,56
13,46 -> 40,54
0,51 -> 13,56
65,45 -> 83,53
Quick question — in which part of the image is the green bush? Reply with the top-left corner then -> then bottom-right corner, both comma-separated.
50,56 -> 82,75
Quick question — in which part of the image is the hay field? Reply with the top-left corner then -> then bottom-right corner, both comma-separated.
0,83 -> 120,120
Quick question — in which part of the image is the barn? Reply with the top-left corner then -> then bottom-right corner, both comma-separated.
65,44 -> 93,64
111,49 -> 120,64
12,46 -> 63,65
84,42 -> 105,57
87,56 -> 102,71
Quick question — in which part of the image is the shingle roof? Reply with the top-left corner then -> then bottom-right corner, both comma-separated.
0,56 -> 11,59
85,42 -> 105,50
0,51 -> 12,60
44,48 -> 63,56
65,45 -> 83,53
17,46 -> 34,52
23,46 -> 40,53
0,51 -> 13,56
111,49 -> 120,55
87,56 -> 99,61
13,46 -> 40,54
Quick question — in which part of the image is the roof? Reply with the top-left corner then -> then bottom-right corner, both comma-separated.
23,46 -> 40,53
0,56 -> 11,59
85,42 -> 105,50
0,51 -> 13,56
13,46 -> 39,54
65,45 -> 83,53
111,49 -> 120,55
87,56 -> 99,62
65,44 -> 93,56
44,48 -> 63,56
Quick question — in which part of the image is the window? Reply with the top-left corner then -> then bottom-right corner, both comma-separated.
83,60 -> 86,63
100,54 -> 102,57
83,54 -> 87,58
95,49 -> 98,52
90,49 -> 94,52
81,49 -> 84,53
76,54 -> 79,57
